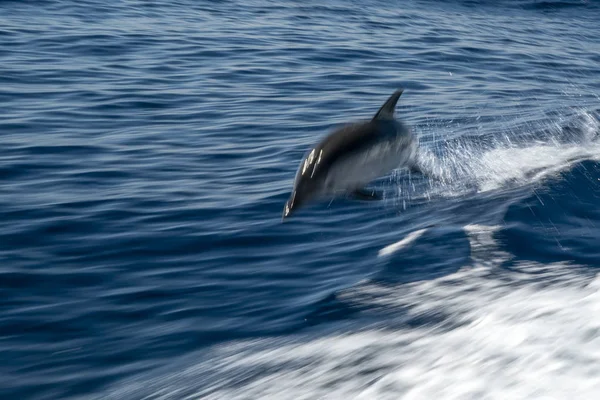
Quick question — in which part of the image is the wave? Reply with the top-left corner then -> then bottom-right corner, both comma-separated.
390,108 -> 600,205
433,0 -> 597,11
90,109 -> 600,400
93,224 -> 600,400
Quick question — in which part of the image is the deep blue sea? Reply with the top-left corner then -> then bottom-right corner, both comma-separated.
2,0 -> 600,399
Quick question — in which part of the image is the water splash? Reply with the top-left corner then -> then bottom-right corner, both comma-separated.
395,109 -> 600,203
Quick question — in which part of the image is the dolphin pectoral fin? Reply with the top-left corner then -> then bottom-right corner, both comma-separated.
351,188 -> 383,201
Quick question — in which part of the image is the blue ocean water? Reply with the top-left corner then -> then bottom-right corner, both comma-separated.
1,0 -> 600,398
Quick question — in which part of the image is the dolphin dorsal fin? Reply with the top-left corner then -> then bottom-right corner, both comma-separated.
372,89 -> 404,120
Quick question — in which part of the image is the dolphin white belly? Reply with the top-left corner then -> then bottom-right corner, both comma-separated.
324,137 -> 416,194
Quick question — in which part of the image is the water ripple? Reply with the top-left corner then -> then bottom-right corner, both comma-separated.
1,0 -> 600,399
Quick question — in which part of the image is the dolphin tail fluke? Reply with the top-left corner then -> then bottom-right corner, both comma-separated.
351,188 -> 383,201
372,89 -> 404,120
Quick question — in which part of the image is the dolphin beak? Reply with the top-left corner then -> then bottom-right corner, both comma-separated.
282,199 -> 293,221
282,192 -> 297,221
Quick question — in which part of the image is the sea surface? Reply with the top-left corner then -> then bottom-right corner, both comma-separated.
1,0 -> 600,399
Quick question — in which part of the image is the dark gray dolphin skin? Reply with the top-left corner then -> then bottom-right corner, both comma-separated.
282,89 -> 423,220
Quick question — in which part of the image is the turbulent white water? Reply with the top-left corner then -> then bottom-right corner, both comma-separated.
97,224 -> 600,400
96,112 -> 600,400
402,110 -> 600,200
79,107 -> 600,400
91,109 -> 600,399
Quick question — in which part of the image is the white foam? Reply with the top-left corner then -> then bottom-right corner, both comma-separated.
475,143 -> 594,192
99,225 -> 600,400
378,228 -> 428,257
409,110 -> 600,198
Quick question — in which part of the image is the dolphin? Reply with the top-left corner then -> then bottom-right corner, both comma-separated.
282,89 -> 424,220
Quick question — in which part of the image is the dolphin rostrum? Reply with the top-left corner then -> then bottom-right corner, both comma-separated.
282,89 -> 424,220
